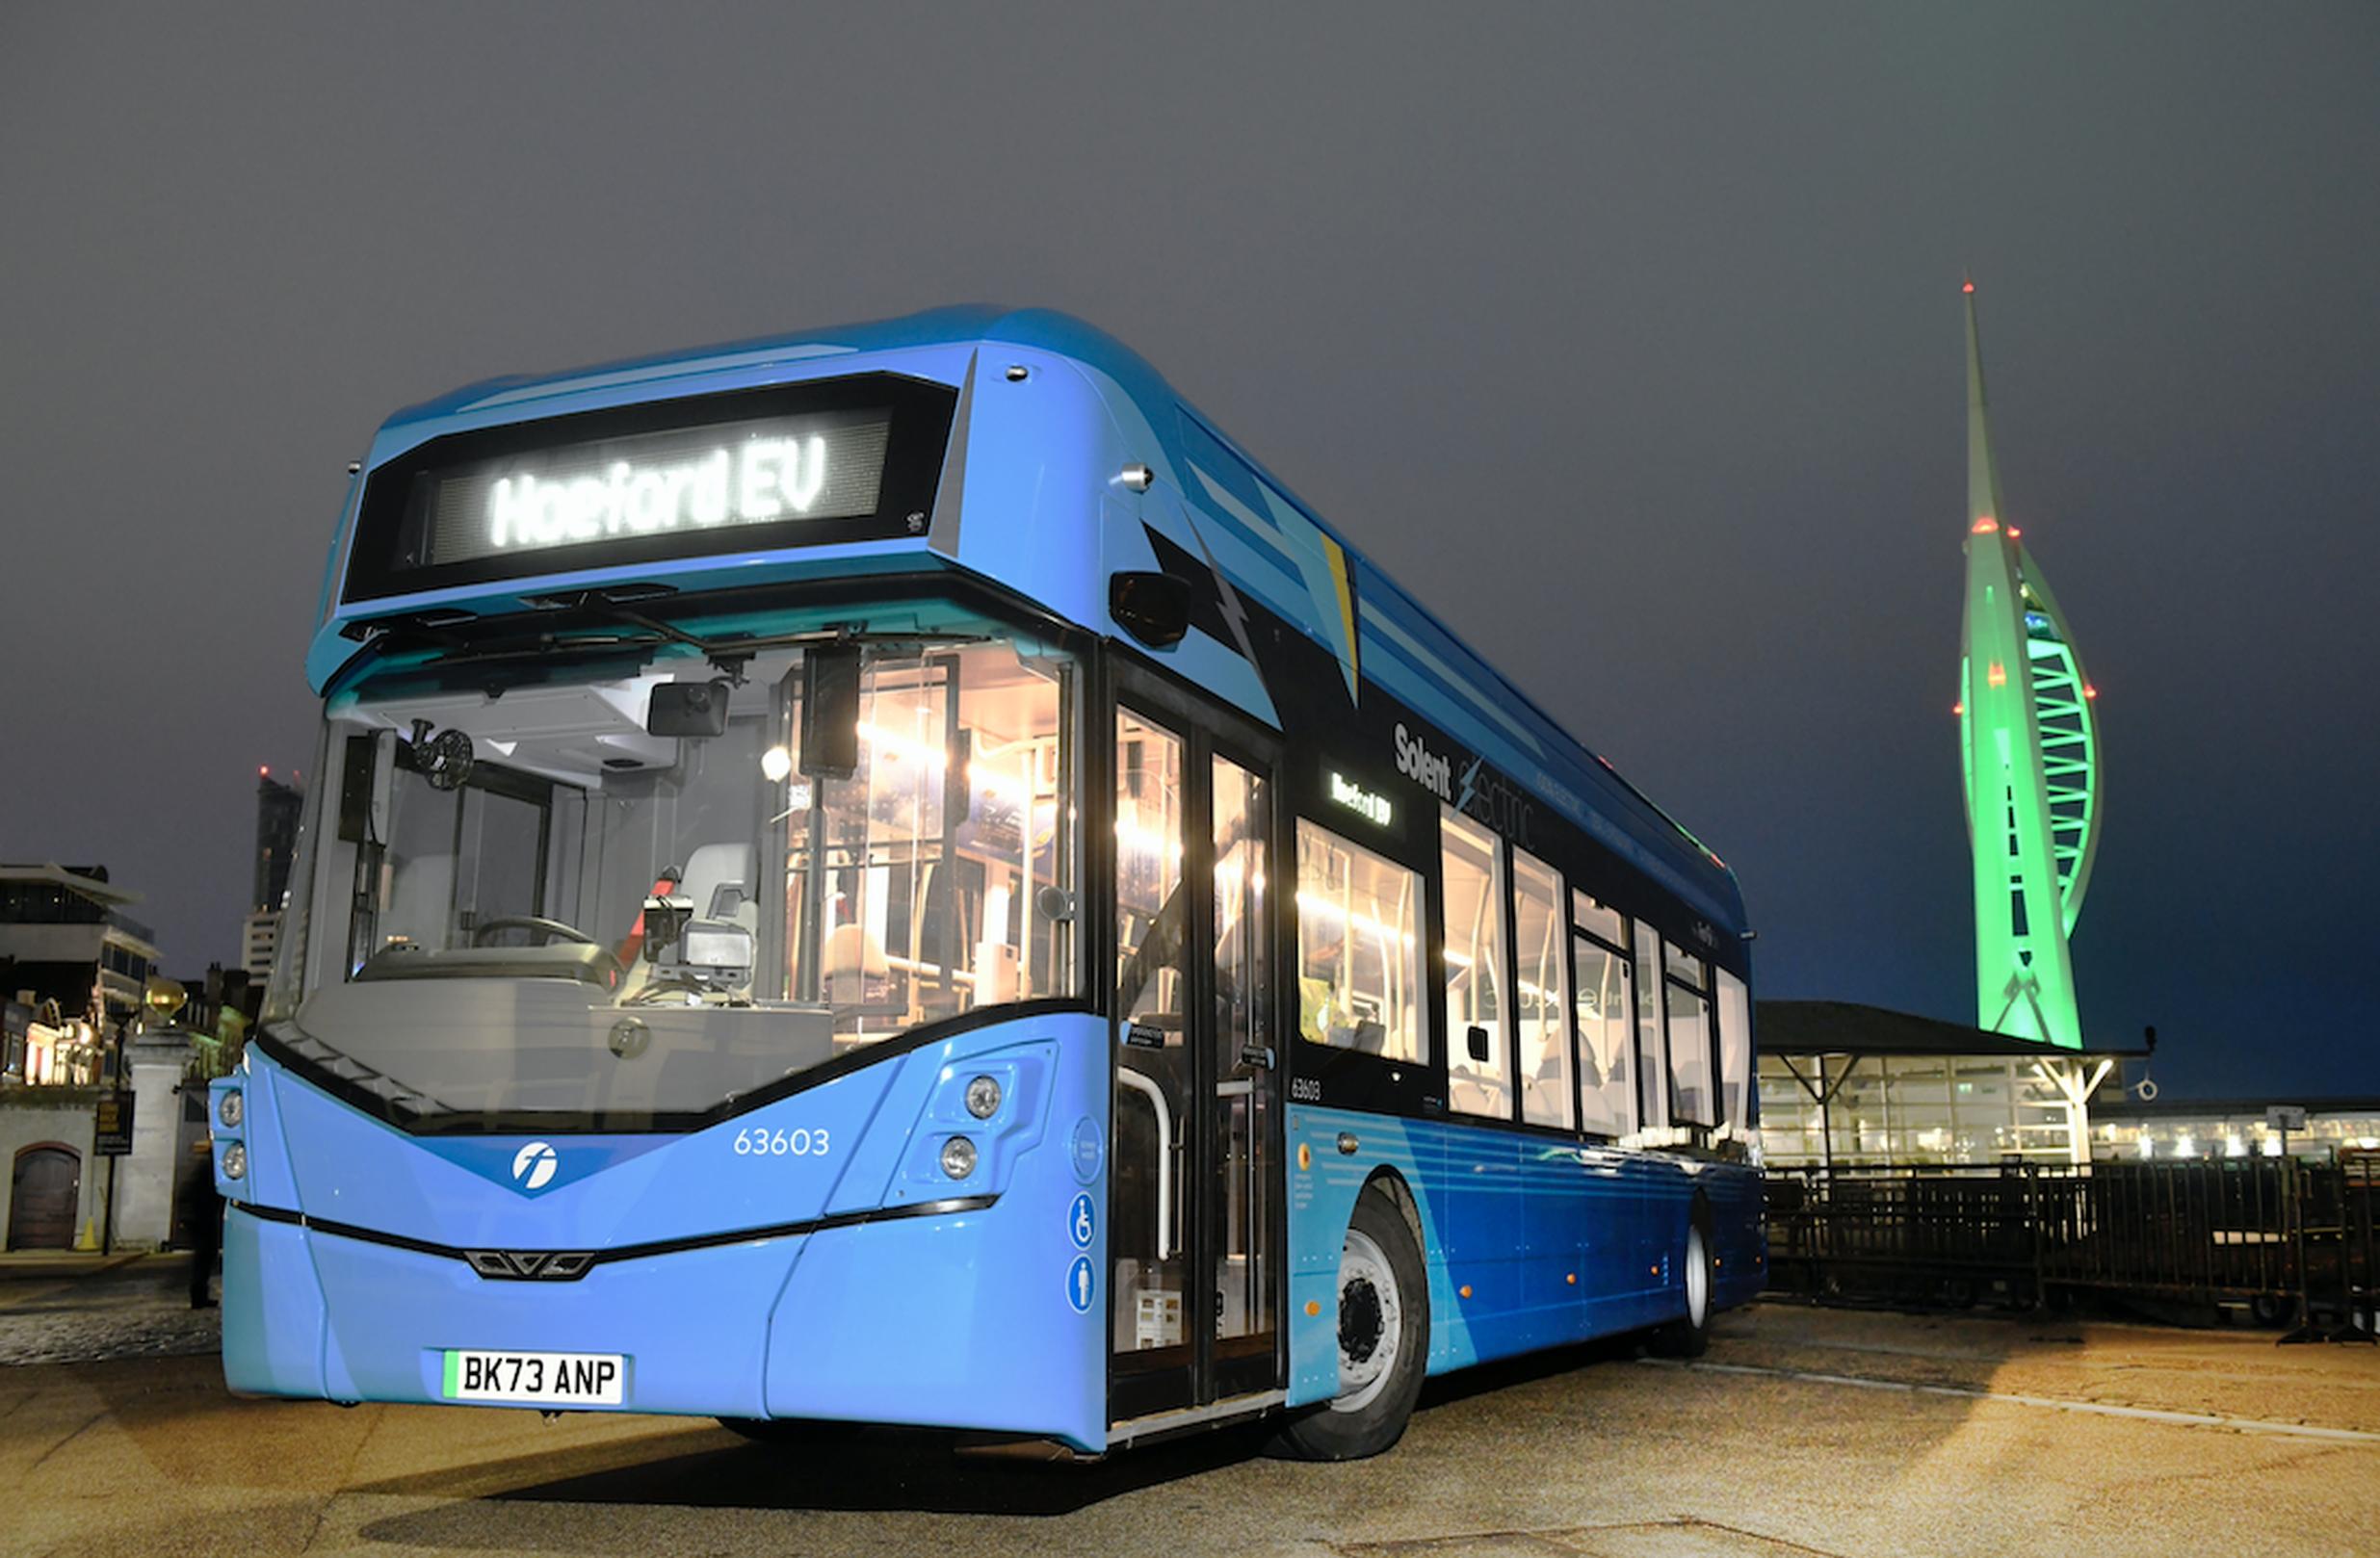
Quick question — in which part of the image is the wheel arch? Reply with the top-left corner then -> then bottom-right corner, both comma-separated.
1359,1164 -> 1425,1256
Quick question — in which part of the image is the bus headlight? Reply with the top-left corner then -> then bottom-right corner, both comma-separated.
940,1136 -> 977,1180
221,1142 -> 248,1181
964,1076 -> 1002,1119
217,1088 -> 244,1130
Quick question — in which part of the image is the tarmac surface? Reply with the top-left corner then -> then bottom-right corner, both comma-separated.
4,1256 -> 2378,1557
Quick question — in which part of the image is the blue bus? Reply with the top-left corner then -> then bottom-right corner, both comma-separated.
213,307 -> 1761,1460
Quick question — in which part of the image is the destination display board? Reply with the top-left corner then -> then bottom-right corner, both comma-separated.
343,374 -> 956,602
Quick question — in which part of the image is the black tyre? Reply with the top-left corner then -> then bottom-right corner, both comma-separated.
1648,1211 -> 1714,1359
2250,1293 -> 2296,1329
1268,1187 -> 1430,1461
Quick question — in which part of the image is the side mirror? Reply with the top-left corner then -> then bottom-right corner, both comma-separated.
648,680 -> 732,739
1110,571 -> 1191,649
800,643 -> 862,778
1466,1025 -> 1491,1065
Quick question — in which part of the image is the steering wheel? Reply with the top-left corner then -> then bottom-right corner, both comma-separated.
473,915 -> 598,948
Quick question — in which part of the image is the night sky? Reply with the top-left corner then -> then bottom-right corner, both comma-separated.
3,7 -> 2374,1099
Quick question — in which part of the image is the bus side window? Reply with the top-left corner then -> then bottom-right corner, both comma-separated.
1714,967 -> 1751,1131
1572,889 -> 1634,1137
1511,847 -> 1571,1130
1441,807 -> 1509,1119
1631,919 -> 1669,1135
1664,943 -> 1715,1128
1294,819 -> 1424,1062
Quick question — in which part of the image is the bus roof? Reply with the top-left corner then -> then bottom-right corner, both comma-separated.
353,306 -> 1744,933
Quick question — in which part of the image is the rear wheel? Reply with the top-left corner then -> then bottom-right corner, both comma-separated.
1268,1188 -> 1430,1461
1649,1216 -> 1713,1359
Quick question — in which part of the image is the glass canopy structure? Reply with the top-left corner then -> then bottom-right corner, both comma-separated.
1958,284 -> 2102,1050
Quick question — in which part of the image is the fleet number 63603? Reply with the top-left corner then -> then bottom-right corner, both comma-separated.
732,1127 -> 830,1157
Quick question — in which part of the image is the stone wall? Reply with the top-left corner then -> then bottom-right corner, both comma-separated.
1,1087 -> 101,1248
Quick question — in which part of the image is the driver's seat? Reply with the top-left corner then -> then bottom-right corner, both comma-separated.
680,844 -> 758,935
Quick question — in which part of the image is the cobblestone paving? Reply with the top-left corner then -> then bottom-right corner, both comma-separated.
0,1256 -> 222,1367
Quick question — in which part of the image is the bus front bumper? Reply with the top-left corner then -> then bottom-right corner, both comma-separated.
223,1188 -> 1106,1449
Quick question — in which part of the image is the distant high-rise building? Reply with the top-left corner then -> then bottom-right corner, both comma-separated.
252,767 -> 303,913
241,908 -> 280,982
1957,283 -> 2103,1049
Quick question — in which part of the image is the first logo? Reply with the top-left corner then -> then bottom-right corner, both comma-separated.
511,1141 -> 559,1191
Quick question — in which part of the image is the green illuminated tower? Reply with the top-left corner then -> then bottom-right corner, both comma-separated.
1958,282 -> 2101,1049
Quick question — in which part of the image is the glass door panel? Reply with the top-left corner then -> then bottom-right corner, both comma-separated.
1112,710 -> 1191,1404
1210,753 -> 1276,1389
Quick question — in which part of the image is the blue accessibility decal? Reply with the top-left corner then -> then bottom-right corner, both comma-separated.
1066,1255 -> 1095,1313
1068,1192 -> 1096,1250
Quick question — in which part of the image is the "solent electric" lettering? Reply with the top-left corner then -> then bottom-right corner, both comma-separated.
487,436 -> 829,550
1393,721 -> 1453,801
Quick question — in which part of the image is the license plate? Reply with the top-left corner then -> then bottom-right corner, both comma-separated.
441,1349 -> 625,1406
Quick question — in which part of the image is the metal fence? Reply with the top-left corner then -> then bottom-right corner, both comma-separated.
1765,1156 -> 2377,1334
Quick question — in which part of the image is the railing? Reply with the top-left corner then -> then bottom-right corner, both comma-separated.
1765,1158 -> 2376,1333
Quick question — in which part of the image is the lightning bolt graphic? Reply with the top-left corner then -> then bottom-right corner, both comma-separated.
1180,508 -> 1262,673
1456,755 -> 1485,815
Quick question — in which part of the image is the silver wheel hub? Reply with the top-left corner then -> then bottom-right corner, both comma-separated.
1685,1224 -> 1710,1329
1331,1228 -> 1402,1414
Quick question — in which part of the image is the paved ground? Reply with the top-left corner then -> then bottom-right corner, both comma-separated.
4,1261 -> 2378,1558
0,1253 -> 219,1367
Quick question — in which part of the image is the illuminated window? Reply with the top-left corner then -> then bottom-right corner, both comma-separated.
1665,953 -> 1715,1128
1441,808 -> 1508,1118
1295,819 -> 1424,1062
1512,848 -> 1571,1130
1573,895 -> 1634,1137
1714,967 -> 1751,1131
1114,712 -> 1187,1036
1632,919 -> 1668,1132
1573,889 -> 1624,948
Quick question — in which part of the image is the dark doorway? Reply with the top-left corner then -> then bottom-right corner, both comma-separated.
8,1144 -> 82,1250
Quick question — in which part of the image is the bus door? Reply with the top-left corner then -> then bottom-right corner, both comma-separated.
1110,682 -> 1283,1424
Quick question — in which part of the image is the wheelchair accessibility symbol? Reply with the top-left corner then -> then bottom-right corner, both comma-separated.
1066,1256 -> 1095,1313
1068,1192 -> 1095,1249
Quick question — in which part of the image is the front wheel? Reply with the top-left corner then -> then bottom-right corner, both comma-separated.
1268,1188 -> 1430,1461
1648,1216 -> 1713,1359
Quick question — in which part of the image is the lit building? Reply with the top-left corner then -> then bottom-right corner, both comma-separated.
1757,1000 -> 2138,1168
243,767 -> 304,980
252,767 -> 302,915
2087,1095 -> 2380,1163
241,908 -> 279,982
0,863 -> 161,1048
